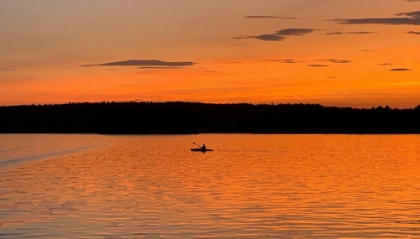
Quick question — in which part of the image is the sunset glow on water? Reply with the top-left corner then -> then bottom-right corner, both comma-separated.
1,134 -> 420,238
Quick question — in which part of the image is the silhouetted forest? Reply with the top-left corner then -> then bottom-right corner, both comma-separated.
1,102 -> 420,134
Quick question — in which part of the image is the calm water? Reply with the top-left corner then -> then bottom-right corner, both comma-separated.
1,134 -> 420,238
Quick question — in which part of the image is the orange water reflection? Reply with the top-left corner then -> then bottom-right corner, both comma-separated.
1,134 -> 420,238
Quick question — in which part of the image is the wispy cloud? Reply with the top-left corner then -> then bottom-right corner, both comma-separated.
137,67 -> 184,69
408,31 -> 420,35
245,16 -> 297,20
333,10 -> 420,25
233,28 -> 316,42
256,34 -> 286,41
261,58 -> 351,64
274,59 -> 305,64
308,64 -> 329,67
326,31 -> 375,35
81,59 -> 195,67
331,59 -> 351,64
233,34 -> 285,41
260,59 -> 306,63
380,63 -> 394,66
390,68 -> 411,71
232,36 -> 253,40
276,28 -> 316,36
317,59 -> 352,64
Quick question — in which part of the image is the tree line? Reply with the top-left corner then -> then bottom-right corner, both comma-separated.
0,102 -> 419,134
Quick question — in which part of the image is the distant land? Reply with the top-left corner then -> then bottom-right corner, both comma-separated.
0,102 -> 420,134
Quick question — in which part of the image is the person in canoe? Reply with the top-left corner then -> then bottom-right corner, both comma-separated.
191,142 -> 212,152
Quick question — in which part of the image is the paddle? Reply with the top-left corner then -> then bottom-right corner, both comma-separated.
192,142 -> 212,152
193,142 -> 208,149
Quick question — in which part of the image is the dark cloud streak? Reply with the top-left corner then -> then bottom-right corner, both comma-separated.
329,59 -> 352,64
275,59 -> 304,64
408,31 -> 420,35
390,68 -> 411,71
333,10 -> 420,25
255,34 -> 286,41
233,28 -> 316,42
81,59 -> 195,67
277,28 -> 316,36
317,59 -> 352,64
138,67 -> 183,69
326,31 -> 375,35
232,35 -> 254,40
260,59 -> 306,63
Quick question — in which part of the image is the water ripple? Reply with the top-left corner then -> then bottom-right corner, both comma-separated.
1,134 -> 420,238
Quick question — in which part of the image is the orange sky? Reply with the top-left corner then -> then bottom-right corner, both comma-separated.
1,0 -> 419,108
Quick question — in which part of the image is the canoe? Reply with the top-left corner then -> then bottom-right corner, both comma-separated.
191,148 -> 213,152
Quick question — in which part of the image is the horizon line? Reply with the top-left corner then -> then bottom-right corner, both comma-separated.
1,100 -> 419,110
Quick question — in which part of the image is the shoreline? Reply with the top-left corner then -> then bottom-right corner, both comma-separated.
1,101 -> 420,134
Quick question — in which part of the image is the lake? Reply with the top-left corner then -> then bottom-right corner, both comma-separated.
1,134 -> 420,238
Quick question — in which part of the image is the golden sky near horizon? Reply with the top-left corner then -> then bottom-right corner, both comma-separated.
1,0 -> 419,108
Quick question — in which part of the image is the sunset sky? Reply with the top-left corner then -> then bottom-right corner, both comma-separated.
1,0 -> 419,108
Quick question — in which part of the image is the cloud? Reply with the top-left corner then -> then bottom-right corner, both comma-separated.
260,59 -> 306,63
397,10 -> 420,17
330,59 -> 351,64
326,31 -> 344,35
262,58 -> 350,64
232,35 -> 254,40
390,68 -> 411,71
245,16 -> 297,20
406,0 -> 420,2
233,28 -> 316,42
137,66 -> 183,69
348,32 -> 375,34
81,59 -> 195,67
256,34 -> 286,41
278,59 -> 298,63
317,59 -> 352,64
232,34 -> 286,42
380,63 -> 394,66
276,28 -> 316,36
326,31 -> 375,35
329,59 -> 352,64
275,59 -> 304,64
408,31 -> 420,35
333,10 -> 420,25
